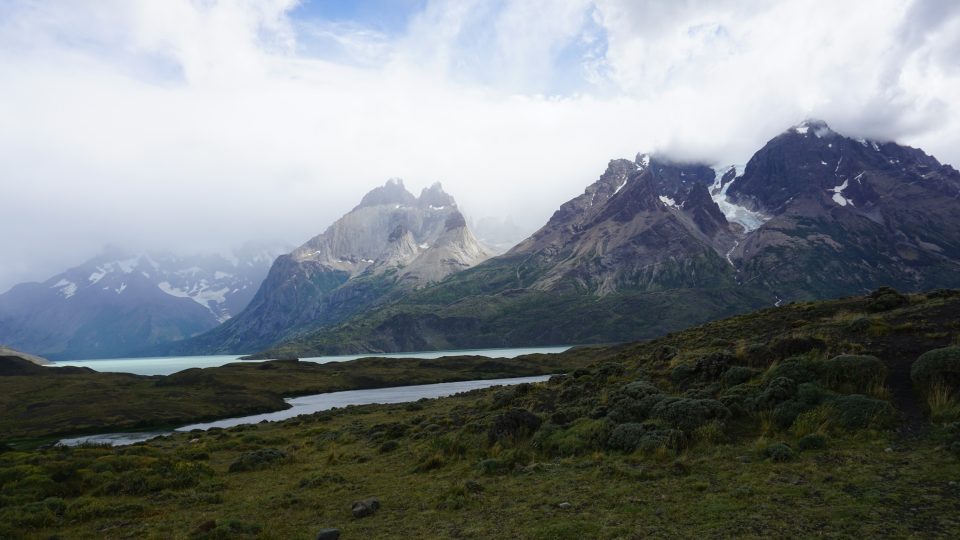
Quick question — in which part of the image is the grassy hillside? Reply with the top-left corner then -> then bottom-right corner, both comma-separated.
1,289 -> 960,538
0,354 -> 589,441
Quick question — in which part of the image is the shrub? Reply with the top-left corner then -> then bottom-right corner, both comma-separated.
772,400 -> 804,429
766,359 -> 819,384
767,336 -> 827,361
754,377 -> 798,410
298,473 -> 347,489
475,458 -> 506,475
606,382 -> 665,423
695,351 -> 734,380
606,423 -> 682,453
866,287 -> 908,312
487,409 -> 542,446
227,449 -> 289,473
378,440 -> 400,453
533,419 -> 603,457
653,345 -> 678,362
911,347 -> 960,392
926,382 -> 960,423
797,434 -> 827,451
826,395 -> 897,430
670,362 -> 699,389
719,384 -> 760,416
650,397 -> 730,432
722,366 -> 760,387
762,442 -> 795,462
822,355 -> 887,394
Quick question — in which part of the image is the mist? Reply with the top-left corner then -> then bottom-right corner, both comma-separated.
2,0 -> 959,292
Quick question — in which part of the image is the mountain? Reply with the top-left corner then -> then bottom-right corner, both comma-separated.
0,346 -> 50,366
0,244 -> 287,360
252,120 -> 960,358
724,119 -> 960,300
163,180 -> 493,355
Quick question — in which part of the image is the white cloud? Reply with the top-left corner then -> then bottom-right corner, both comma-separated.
1,0 -> 959,292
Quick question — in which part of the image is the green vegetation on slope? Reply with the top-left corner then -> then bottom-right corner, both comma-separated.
2,288 -> 960,538
0,354 -> 589,441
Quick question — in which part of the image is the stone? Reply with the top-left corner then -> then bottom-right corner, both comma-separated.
558,502 -> 572,510
352,498 -> 381,518
316,528 -> 341,540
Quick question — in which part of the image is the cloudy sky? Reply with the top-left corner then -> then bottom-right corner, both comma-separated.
1,0 -> 959,292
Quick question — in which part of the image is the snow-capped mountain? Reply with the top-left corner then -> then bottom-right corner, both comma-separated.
253,120 -> 960,357
0,244 -> 288,359
162,179 -> 493,355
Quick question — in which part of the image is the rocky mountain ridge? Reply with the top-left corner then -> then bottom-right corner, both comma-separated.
163,180 -> 493,355
252,120 -> 960,357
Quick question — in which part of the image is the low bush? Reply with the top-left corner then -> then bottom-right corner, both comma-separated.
826,395 -> 897,430
766,359 -> 819,385
721,366 -> 760,387
606,423 -> 682,453
487,409 -> 542,446
533,419 -> 603,457
649,397 -> 729,432
866,287 -> 908,312
911,347 -> 960,392
227,449 -> 289,473
762,442 -> 795,462
754,377 -> 798,410
378,440 -> 400,453
822,355 -> 887,394
475,458 -> 507,476
797,434 -> 827,451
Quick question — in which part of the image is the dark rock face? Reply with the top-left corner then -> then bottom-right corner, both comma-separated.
728,120 -> 960,300
351,498 -> 380,518
506,154 -> 738,295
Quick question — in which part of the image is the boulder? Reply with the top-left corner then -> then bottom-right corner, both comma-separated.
351,497 -> 380,518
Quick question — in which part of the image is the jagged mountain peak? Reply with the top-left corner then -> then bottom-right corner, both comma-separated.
355,178 -> 417,209
726,119 -> 960,216
418,182 -> 457,209
788,118 -> 837,139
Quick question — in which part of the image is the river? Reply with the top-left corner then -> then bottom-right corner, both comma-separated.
57,374 -> 552,447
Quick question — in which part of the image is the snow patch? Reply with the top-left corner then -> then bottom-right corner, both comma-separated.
428,205 -> 446,210
795,125 -> 809,135
214,271 -> 233,279
117,258 -> 138,273
828,179 -> 853,207
115,283 -> 126,294
52,279 -> 77,298
158,281 -> 190,298
821,160 -> 828,166
613,177 -> 628,195
658,195 -> 678,208
88,268 -> 108,284
709,166 -> 770,232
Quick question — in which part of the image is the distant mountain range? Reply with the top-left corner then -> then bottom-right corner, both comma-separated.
7,120 -> 959,360
158,180 -> 494,356
246,119 -> 960,357
0,244 -> 287,359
